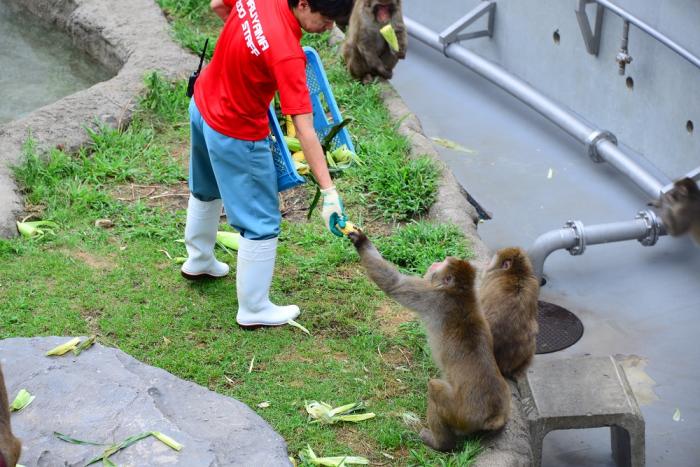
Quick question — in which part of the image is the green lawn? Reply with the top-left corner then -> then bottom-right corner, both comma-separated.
0,2 -> 483,465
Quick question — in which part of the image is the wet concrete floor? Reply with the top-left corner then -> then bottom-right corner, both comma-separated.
391,22 -> 700,467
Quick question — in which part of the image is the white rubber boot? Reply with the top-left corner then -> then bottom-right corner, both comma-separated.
236,236 -> 300,328
181,194 -> 230,280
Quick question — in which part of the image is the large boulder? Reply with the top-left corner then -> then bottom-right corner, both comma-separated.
1,337 -> 291,466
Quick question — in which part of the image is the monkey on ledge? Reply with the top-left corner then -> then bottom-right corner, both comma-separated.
348,229 -> 511,451
342,0 -> 407,83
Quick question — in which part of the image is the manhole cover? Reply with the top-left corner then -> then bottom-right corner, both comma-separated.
536,300 -> 584,354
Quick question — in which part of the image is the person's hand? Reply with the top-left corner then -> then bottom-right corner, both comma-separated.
321,186 -> 346,237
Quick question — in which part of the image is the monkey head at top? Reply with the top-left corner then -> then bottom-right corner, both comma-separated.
342,0 -> 408,83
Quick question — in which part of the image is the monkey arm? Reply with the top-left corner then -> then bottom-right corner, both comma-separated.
356,38 -> 392,77
350,232 -> 444,314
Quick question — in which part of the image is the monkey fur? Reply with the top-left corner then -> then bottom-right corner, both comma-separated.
0,365 -> 21,467
479,247 -> 540,379
654,177 -> 700,244
342,0 -> 407,83
348,230 -> 510,451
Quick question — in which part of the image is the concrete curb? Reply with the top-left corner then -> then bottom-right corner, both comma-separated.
378,83 -> 533,466
0,0 -> 198,238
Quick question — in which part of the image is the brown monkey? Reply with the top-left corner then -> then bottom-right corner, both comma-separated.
0,365 -> 21,467
479,247 -> 540,379
348,230 -> 510,451
654,177 -> 700,244
342,0 -> 408,83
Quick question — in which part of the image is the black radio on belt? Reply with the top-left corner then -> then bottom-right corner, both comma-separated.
186,38 -> 209,98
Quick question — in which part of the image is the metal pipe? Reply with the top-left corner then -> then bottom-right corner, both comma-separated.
405,17 -> 670,198
528,211 -> 664,280
595,0 -> 700,70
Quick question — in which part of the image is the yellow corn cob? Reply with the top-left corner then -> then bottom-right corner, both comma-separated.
380,24 -> 399,52
285,115 -> 296,137
339,222 -> 359,236
292,151 -> 306,163
46,337 -> 81,356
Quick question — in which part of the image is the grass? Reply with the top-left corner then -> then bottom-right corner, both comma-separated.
1,3 -> 483,466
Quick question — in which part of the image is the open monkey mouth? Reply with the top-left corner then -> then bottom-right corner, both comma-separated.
373,3 -> 394,24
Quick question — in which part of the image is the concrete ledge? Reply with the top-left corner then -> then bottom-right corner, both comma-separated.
0,0 -> 198,238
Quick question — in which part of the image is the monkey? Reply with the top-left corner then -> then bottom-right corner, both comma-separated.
653,177 -> 700,244
0,365 -> 21,467
348,230 -> 510,451
341,0 -> 408,83
478,247 -> 540,380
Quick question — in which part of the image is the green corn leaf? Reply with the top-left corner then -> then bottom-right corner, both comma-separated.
287,319 -> 311,335
54,432 -> 106,446
74,335 -> 97,356
10,389 -> 35,412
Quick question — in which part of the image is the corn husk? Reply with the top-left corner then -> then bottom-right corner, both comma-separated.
151,431 -> 183,451
74,335 -> 97,356
287,319 -> 311,335
305,401 -> 375,424
10,389 -> 35,412
284,135 -> 302,152
380,24 -> 399,52
46,337 -> 81,356
16,220 -> 58,239
216,231 -> 240,250
294,160 -> 310,175
299,445 -> 369,466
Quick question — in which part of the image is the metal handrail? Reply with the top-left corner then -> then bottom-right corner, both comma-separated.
594,0 -> 700,70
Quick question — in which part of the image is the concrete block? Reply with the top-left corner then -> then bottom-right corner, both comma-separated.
518,355 -> 645,467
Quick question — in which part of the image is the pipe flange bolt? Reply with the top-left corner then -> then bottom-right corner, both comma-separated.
636,209 -> 661,246
565,220 -> 586,255
586,130 -> 618,163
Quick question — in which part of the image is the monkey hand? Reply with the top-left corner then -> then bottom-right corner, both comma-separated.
347,228 -> 368,247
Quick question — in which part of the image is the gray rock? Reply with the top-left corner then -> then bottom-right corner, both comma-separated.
1,337 -> 291,466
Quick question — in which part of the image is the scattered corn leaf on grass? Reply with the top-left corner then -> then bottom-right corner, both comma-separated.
305,401 -> 375,425
16,220 -> 58,239
299,444 -> 369,466
10,389 -> 35,412
1,15 -> 481,467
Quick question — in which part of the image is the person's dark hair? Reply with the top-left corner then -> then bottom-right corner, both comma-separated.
288,0 -> 354,21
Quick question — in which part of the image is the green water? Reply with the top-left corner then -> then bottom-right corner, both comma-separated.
0,2 -> 113,124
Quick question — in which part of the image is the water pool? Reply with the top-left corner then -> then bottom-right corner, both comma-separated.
0,1 -> 113,124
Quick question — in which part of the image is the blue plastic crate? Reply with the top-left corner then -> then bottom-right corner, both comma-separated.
269,46 -> 355,192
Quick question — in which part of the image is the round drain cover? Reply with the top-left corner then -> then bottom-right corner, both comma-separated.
536,300 -> 584,354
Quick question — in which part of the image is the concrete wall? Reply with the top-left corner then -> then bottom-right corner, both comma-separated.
403,0 -> 700,180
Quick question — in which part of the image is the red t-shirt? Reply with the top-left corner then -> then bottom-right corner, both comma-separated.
194,0 -> 312,140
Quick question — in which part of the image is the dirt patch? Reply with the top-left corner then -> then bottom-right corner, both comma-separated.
280,185 -> 312,221
375,303 -> 414,337
110,181 -> 190,211
60,248 -> 115,271
335,426 -> 381,461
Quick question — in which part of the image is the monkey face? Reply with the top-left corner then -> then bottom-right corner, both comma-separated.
368,0 -> 397,24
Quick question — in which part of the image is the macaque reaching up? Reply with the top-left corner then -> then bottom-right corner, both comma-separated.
0,365 -> 21,467
654,177 -> 700,244
479,247 -> 540,379
348,230 -> 510,451
342,0 -> 408,83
